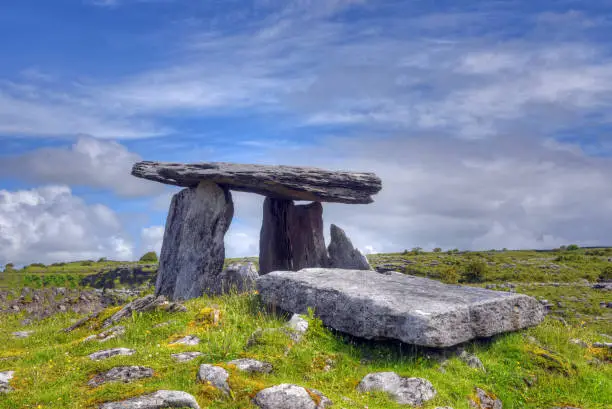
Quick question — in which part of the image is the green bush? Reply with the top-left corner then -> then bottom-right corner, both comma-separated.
139,251 -> 158,262
599,266 -> 612,282
433,247 -> 442,253
28,262 -> 46,268
461,260 -> 487,283
80,260 -> 94,266
566,244 -> 580,251
440,266 -> 460,284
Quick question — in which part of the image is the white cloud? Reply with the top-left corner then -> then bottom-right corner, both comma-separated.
0,135 -> 164,197
139,225 -> 164,256
0,185 -> 134,265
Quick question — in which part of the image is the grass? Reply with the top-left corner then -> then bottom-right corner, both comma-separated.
0,248 -> 611,408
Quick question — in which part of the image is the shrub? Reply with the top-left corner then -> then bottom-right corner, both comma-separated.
566,244 -> 580,251
599,266 -> 612,282
3,263 -> 15,272
97,257 -> 107,263
440,266 -> 460,284
411,247 -> 422,255
28,263 -> 46,268
461,260 -> 487,283
433,247 -> 442,253
81,260 -> 94,266
139,251 -> 158,263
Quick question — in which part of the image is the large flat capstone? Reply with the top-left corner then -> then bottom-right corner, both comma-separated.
132,161 -> 382,204
256,268 -> 546,347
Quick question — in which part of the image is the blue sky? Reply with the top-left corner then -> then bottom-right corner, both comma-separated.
1,0 -> 612,265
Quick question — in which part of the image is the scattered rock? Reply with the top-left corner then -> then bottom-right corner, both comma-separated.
253,384 -> 332,409
593,342 -> 612,349
155,181 -> 234,300
197,364 -> 230,396
169,335 -> 200,346
153,320 -> 174,328
84,326 -> 126,343
286,314 -> 309,342
228,358 -> 273,374
214,262 -> 259,294
171,352 -> 203,362
257,268 -> 546,347
102,295 -> 186,327
11,331 -> 33,338
469,387 -> 502,409
89,348 -> 136,361
99,390 -> 201,409
0,371 -> 14,393
88,366 -> 154,387
569,339 -> 588,348
62,311 -> 102,333
458,351 -> 485,371
357,372 -> 436,405
327,224 -> 371,270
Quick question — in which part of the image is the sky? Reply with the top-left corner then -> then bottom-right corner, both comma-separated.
1,0 -> 612,266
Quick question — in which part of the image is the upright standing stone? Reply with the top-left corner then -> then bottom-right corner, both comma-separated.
328,224 -> 371,270
259,199 -> 328,275
156,181 -> 234,300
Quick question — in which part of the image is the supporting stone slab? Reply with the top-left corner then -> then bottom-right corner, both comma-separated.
259,198 -> 328,275
256,268 -> 546,347
156,181 -> 233,300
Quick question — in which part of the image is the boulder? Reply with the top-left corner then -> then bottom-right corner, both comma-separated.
253,384 -> 332,409
215,262 -> 259,295
156,181 -> 234,300
102,295 -> 185,328
257,268 -> 546,347
132,161 -> 382,204
169,335 -> 200,346
0,371 -> 14,393
357,372 -> 436,405
458,351 -> 485,371
89,348 -> 136,361
197,364 -> 230,396
327,224 -> 371,270
228,358 -> 273,374
88,366 -> 154,387
259,199 -> 328,275
99,390 -> 200,409
171,352 -> 203,362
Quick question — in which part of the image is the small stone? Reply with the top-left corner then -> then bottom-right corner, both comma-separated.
169,335 -> 200,346
0,371 -> 14,393
171,352 -> 203,363
228,358 -> 273,374
99,390 -> 200,409
88,366 -> 154,387
469,387 -> 502,409
357,372 -> 436,405
458,351 -> 485,371
569,339 -> 588,348
89,348 -> 136,361
84,326 -> 126,343
12,331 -> 33,338
285,314 -> 309,342
197,364 -> 230,396
253,384 -> 331,409
153,320 -> 174,328
592,342 -> 612,349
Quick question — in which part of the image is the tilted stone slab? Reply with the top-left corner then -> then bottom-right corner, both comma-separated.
257,268 -> 546,348
132,161 -> 382,204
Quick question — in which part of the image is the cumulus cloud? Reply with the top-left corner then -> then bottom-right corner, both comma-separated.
0,185 -> 134,265
0,135 -> 164,197
139,225 -> 164,256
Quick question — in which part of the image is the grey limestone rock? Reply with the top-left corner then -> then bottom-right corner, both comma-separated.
253,384 -> 332,409
259,199 -> 328,275
257,268 -> 546,347
89,348 -> 136,361
286,314 -> 309,342
327,224 -> 371,270
171,352 -> 203,362
88,366 -> 154,387
197,364 -> 230,396
102,295 -> 186,328
83,326 -> 126,343
228,358 -> 273,374
169,335 -> 200,346
469,388 -> 502,409
357,372 -> 436,405
132,161 -> 382,204
214,262 -> 259,295
458,351 -> 485,371
99,390 -> 200,409
11,330 -> 33,338
0,371 -> 14,393
156,181 -> 234,300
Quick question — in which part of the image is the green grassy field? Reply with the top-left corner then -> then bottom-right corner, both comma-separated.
0,248 -> 610,408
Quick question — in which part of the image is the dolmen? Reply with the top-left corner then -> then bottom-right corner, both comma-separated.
132,161 -> 381,300
256,268 -> 546,348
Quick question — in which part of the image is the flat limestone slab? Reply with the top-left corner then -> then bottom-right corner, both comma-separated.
256,268 -> 545,347
131,161 -> 382,204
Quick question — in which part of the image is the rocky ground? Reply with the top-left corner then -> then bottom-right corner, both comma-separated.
0,249 -> 610,408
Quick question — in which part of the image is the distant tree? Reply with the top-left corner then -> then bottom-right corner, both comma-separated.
559,245 -> 567,251
139,251 -> 158,263
502,248 -> 508,252
97,257 -> 107,263
402,249 -> 409,255
433,247 -> 442,253
28,263 -> 46,268
2,263 -> 15,273
566,244 -> 580,251
411,247 -> 422,255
